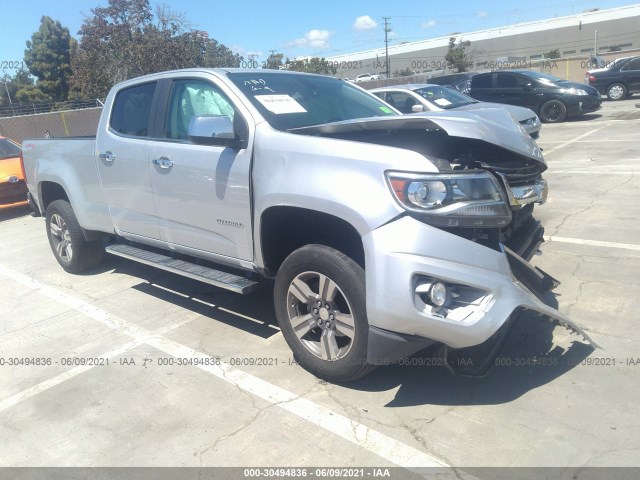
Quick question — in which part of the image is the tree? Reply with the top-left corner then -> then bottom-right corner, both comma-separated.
70,0 -> 242,98
24,16 -> 76,101
265,53 -> 284,70
284,57 -> 337,75
544,49 -> 561,59
0,69 -> 47,104
445,37 -> 473,72
393,67 -> 414,77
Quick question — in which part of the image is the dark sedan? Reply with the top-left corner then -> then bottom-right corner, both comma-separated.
587,55 -> 640,100
468,70 -> 601,123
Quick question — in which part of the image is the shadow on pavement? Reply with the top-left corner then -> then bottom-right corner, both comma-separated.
349,311 -> 594,407
0,205 -> 32,222
87,253 -> 595,405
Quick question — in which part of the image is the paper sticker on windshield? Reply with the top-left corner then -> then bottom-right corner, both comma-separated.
434,98 -> 452,106
255,95 -> 307,114
379,106 -> 393,113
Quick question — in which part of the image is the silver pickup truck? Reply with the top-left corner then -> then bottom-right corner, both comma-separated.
22,69 -> 594,382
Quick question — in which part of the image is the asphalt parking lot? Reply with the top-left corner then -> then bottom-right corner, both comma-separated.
1,98 -> 639,476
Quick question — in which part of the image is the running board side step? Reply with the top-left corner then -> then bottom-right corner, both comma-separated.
105,244 -> 259,294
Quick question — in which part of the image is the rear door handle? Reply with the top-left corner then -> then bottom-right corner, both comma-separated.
99,151 -> 115,162
152,157 -> 173,169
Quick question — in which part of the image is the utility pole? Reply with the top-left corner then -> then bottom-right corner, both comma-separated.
248,53 -> 258,68
594,29 -> 598,55
383,17 -> 392,78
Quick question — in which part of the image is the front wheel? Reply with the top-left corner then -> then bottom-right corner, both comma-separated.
606,83 -> 627,101
274,245 -> 373,382
539,100 -> 567,123
45,200 -> 104,273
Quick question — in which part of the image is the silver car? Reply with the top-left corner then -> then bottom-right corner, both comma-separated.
371,83 -> 541,138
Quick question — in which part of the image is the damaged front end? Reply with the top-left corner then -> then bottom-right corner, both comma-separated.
295,112 -> 598,370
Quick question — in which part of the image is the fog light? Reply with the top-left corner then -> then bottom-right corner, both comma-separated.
429,282 -> 451,307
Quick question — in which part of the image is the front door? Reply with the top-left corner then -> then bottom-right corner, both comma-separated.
148,77 -> 254,261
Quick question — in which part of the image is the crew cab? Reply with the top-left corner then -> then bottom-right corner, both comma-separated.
22,69 -> 595,382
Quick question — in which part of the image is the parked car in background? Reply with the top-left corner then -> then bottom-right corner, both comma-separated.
586,55 -> 640,100
468,70 -> 601,123
354,73 -> 383,83
371,84 -> 541,138
428,72 -> 476,94
0,137 -> 28,210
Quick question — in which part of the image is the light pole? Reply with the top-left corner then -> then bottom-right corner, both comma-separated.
0,80 -> 12,104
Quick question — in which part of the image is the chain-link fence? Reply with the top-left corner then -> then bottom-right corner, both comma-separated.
0,98 -> 104,118
0,107 -> 102,143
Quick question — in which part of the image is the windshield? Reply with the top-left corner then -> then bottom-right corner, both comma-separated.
517,70 -> 563,83
227,72 -> 397,131
0,138 -> 21,160
412,86 -> 477,109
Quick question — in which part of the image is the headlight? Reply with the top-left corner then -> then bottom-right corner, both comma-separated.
386,171 -> 512,227
519,117 -> 537,126
562,87 -> 589,96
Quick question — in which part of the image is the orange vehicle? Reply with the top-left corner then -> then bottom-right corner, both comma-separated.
0,136 -> 28,209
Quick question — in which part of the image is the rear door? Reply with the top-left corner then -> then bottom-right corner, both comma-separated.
494,72 -> 539,110
95,81 -> 160,240
468,73 -> 496,102
621,57 -> 640,93
147,75 -> 255,261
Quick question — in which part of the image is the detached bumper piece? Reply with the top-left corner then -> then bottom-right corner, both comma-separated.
442,246 -> 598,377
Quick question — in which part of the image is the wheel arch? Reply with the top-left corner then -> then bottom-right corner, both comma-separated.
39,182 -> 108,242
259,206 -> 365,276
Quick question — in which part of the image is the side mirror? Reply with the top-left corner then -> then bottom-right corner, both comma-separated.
411,104 -> 425,113
188,115 -> 239,147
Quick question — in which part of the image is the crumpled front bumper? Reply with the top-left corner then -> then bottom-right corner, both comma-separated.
363,216 -> 596,353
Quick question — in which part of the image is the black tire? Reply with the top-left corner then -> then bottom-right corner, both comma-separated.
45,200 -> 104,273
606,83 -> 627,101
539,100 -> 567,123
274,244 -> 373,382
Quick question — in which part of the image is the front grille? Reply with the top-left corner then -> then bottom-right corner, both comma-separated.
484,162 -> 544,186
0,179 -> 28,204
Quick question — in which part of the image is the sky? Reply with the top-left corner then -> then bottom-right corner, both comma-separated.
1,0 -> 638,72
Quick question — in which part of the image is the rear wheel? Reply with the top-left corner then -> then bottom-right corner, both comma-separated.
539,100 -> 567,123
606,83 -> 627,101
45,200 -> 104,273
274,245 -> 373,382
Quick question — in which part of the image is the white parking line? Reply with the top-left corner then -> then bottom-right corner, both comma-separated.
549,171 -> 638,175
0,263 -> 451,469
545,236 -> 640,252
542,128 -> 603,155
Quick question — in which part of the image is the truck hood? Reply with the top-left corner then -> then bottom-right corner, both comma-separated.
455,102 -> 537,123
290,110 -> 544,164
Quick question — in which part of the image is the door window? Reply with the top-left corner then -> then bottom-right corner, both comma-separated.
165,80 -> 236,140
622,58 -> 640,71
110,82 -> 157,137
470,74 -> 492,88
496,73 -> 530,88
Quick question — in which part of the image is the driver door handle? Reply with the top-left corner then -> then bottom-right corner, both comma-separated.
152,157 -> 173,169
99,151 -> 116,162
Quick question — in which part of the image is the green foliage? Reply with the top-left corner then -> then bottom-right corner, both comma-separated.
70,0 -> 242,98
445,37 -> 473,72
0,69 -> 45,105
265,53 -> 284,70
393,68 -> 414,78
284,57 -> 337,75
24,16 -> 75,101
544,49 -> 561,59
